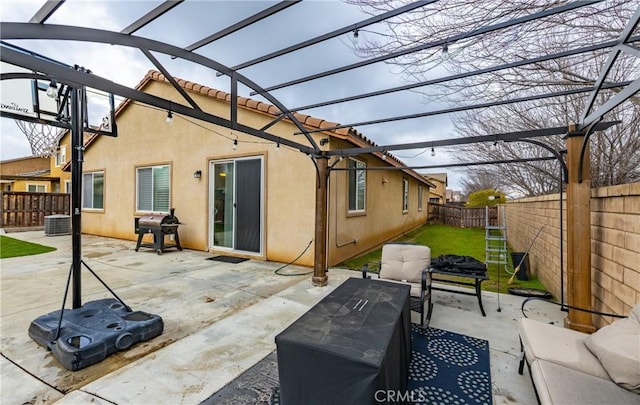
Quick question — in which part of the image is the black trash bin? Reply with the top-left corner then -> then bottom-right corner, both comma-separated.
511,252 -> 530,281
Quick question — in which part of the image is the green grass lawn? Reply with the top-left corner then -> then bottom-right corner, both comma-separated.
0,235 -> 56,259
338,223 -> 548,294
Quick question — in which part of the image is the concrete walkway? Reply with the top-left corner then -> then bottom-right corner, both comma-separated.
1,231 -> 564,404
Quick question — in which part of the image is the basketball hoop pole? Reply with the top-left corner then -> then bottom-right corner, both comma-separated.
70,84 -> 83,309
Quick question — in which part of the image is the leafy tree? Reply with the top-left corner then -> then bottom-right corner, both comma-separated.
346,0 -> 640,196
466,189 -> 506,207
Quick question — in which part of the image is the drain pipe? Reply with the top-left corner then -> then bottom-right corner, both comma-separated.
333,165 -> 357,248
328,156 -> 358,249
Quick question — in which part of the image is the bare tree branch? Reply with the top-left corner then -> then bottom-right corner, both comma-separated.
345,0 -> 640,195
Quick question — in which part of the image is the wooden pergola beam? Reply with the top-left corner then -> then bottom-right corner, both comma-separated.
564,125 -> 596,332
313,156 -> 329,286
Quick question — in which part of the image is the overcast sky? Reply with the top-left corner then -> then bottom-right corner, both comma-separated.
0,0 -> 466,189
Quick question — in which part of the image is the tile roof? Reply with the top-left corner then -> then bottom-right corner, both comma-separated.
100,70 -> 433,187
141,70 -> 352,138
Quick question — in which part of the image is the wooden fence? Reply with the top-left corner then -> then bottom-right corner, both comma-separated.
428,203 -> 498,228
0,191 -> 70,228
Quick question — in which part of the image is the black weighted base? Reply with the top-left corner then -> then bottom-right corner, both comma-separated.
29,298 -> 163,371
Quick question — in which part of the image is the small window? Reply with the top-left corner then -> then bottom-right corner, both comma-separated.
27,184 -> 46,192
402,179 -> 409,212
82,171 -> 104,209
418,185 -> 423,211
348,158 -> 366,212
137,165 -> 170,213
55,146 -> 66,166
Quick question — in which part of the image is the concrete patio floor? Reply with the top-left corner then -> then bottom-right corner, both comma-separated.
1,231 -> 564,404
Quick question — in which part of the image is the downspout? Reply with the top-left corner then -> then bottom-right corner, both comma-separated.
331,157 -> 357,248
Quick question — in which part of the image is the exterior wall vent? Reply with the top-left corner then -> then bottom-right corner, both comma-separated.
44,214 -> 71,236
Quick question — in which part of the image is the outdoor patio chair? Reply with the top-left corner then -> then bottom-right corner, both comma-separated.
362,243 -> 433,326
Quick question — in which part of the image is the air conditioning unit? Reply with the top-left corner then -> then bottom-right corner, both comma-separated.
44,214 -> 71,236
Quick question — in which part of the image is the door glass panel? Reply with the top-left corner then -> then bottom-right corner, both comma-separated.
214,162 -> 234,248
235,158 -> 261,253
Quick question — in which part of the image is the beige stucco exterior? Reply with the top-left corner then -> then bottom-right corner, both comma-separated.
425,173 -> 447,204
80,72 -> 431,267
50,132 -> 72,193
0,156 -> 52,191
1,136 -> 72,193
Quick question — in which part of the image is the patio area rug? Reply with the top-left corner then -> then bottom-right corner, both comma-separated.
408,324 -> 492,404
204,325 -> 491,404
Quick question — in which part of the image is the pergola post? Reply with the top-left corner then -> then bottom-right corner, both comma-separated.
564,125 -> 595,332
312,155 -> 329,287
70,85 -> 83,309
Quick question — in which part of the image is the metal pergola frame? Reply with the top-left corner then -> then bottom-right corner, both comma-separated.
1,1 -> 638,327
1,2 -> 637,159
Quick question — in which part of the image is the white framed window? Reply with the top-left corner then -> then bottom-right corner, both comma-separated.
82,171 -> 104,209
136,164 -> 170,213
55,146 -> 66,166
27,184 -> 46,192
418,185 -> 423,211
402,179 -> 409,213
348,158 -> 366,213
64,180 -> 72,194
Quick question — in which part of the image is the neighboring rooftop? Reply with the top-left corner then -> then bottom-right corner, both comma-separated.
0,155 -> 49,176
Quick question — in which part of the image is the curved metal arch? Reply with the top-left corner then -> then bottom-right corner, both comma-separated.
1,45 -> 316,155
574,6 -> 640,184
579,6 -> 640,126
0,22 -> 321,152
505,139 -> 568,184
577,120 -> 602,184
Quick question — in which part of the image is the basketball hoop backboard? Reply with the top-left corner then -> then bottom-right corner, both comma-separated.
85,87 -> 117,136
1,61 -> 62,123
1,61 -> 117,137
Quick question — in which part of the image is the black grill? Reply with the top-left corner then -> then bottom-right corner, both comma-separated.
135,208 -> 182,254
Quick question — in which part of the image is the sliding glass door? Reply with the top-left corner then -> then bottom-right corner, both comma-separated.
210,157 -> 262,253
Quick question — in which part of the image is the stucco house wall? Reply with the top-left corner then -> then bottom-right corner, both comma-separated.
1,139 -> 72,193
50,132 -> 72,193
425,173 -> 447,204
0,156 -> 51,191
80,71 -> 430,267
0,156 -> 49,175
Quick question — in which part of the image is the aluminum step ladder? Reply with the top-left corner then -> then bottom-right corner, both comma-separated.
485,206 -> 508,273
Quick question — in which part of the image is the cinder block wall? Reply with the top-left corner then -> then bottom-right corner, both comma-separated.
504,182 -> 640,327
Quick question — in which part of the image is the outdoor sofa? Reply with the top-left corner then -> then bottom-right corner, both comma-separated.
518,303 -> 640,405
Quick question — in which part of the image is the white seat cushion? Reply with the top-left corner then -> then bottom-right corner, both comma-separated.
379,243 -> 430,286
585,304 -> 640,394
531,360 -> 640,405
519,318 -> 610,380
